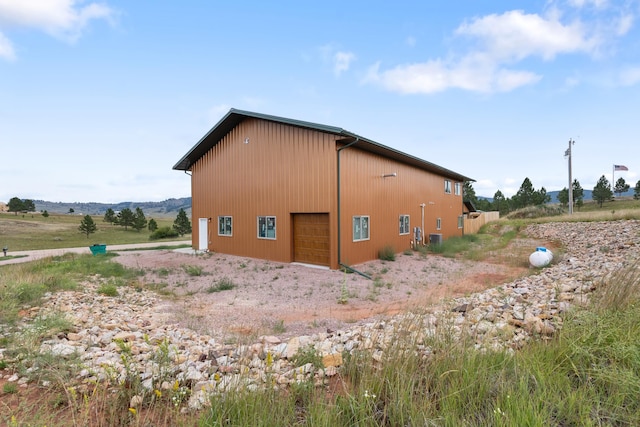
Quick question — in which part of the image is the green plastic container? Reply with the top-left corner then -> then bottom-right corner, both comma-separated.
90,244 -> 107,255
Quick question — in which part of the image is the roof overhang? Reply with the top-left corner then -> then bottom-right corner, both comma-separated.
173,108 -> 474,182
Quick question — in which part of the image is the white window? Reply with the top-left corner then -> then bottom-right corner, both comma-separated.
444,180 -> 452,194
436,218 -> 441,230
455,182 -> 461,196
218,216 -> 232,236
458,215 -> 464,229
399,215 -> 410,235
353,216 -> 370,241
257,216 -> 276,239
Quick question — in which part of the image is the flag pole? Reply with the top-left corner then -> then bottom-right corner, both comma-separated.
612,165 -> 614,194
566,139 -> 575,214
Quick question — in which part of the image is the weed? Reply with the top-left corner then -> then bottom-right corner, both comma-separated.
182,264 -> 204,276
206,277 -> 236,293
3,382 -> 18,394
271,319 -> 287,334
97,283 -> 118,296
290,344 -> 323,369
338,280 -> 349,305
156,267 -> 171,277
378,245 -> 396,261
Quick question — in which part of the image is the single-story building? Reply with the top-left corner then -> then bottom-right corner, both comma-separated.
174,109 -> 473,271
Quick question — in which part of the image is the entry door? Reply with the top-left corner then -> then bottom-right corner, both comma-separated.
293,213 -> 330,266
198,218 -> 208,251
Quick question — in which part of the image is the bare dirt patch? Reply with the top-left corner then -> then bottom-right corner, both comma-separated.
113,243 -> 539,343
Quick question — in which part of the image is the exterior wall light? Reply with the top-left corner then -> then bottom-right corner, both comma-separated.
382,173 -> 397,178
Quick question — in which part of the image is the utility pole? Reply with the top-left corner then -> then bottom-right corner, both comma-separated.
564,139 -> 575,214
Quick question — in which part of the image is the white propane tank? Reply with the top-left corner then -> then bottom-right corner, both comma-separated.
529,247 -> 553,267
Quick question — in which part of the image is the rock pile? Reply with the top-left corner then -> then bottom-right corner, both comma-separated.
1,220 -> 638,410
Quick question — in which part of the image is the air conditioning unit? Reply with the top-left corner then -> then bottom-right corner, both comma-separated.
429,233 -> 443,245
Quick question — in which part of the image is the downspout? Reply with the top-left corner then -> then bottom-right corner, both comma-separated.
337,137 -> 372,280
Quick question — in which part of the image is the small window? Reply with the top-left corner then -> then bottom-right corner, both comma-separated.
257,216 -> 276,239
444,180 -> 452,194
458,215 -> 464,229
436,218 -> 442,230
399,215 -> 410,235
218,216 -> 232,236
455,182 -> 461,196
353,216 -> 370,241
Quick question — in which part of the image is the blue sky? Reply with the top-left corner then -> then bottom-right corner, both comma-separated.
1,0 -> 638,203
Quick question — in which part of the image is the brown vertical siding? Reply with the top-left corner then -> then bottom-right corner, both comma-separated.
339,147 -> 464,266
190,118 -> 465,270
191,119 -> 337,266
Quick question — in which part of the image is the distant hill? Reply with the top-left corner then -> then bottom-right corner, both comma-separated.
33,197 -> 192,217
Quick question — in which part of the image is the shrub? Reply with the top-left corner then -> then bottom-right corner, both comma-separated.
290,344 -> 323,369
182,265 -> 204,276
97,283 -> 118,297
378,245 -> 396,261
149,226 -> 179,240
206,277 -> 235,293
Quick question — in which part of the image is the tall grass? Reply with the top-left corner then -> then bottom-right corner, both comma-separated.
195,261 -> 640,426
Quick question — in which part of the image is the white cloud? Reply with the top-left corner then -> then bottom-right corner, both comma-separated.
0,0 -> 115,60
567,0 -> 609,9
333,51 -> 355,76
0,30 -> 15,60
616,13 -> 634,36
619,66 -> 640,86
363,54 -> 541,94
364,9 -> 607,95
455,10 -> 597,61
318,44 -> 356,77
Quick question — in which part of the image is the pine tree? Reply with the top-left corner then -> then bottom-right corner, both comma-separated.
573,179 -> 584,210
132,207 -> 147,232
78,215 -> 97,238
634,180 -> 640,200
557,188 -> 569,208
462,181 -> 478,206
173,208 -> 192,236
148,218 -> 158,232
614,177 -> 630,197
511,178 -> 535,209
593,175 -> 613,207
104,208 -> 116,224
117,208 -> 135,230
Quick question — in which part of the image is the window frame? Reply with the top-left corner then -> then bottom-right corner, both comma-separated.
457,215 -> 464,229
218,215 -> 233,237
444,179 -> 452,194
352,215 -> 370,242
399,214 -> 410,235
257,216 -> 277,240
454,182 -> 461,196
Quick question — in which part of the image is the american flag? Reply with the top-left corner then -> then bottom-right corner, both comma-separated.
614,165 -> 629,171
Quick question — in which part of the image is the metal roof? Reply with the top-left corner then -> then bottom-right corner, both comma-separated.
173,108 -> 474,182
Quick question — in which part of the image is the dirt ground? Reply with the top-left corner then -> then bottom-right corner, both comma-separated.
113,243 -> 538,342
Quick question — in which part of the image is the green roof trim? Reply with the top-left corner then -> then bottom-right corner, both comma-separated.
173,108 -> 473,182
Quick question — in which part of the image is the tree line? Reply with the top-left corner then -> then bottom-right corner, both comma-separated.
78,207 -> 192,239
464,175 -> 640,214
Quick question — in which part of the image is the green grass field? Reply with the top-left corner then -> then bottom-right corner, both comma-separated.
0,212 -> 189,251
